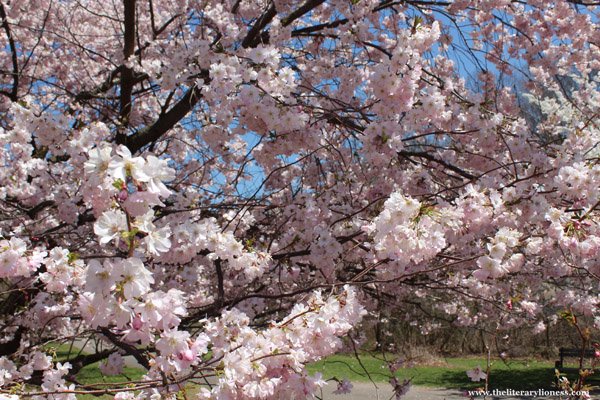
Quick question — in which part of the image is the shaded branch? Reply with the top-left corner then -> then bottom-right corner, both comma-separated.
0,326 -> 22,356
282,0 -> 325,27
215,259 -> 225,308
117,0 -> 137,145
100,328 -> 150,369
68,349 -> 115,375
0,1 -> 19,101
75,68 -> 150,103
398,150 -> 476,180
241,2 -> 276,48
3,197 -> 55,219
124,77 -> 205,153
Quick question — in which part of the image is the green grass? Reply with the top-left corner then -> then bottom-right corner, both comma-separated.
36,344 -> 598,397
42,343 -> 146,399
73,365 -> 147,400
306,354 -> 598,391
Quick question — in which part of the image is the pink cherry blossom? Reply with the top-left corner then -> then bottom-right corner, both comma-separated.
466,367 -> 487,382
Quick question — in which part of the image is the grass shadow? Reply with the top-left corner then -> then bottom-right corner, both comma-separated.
435,367 -> 600,393
435,367 -> 556,391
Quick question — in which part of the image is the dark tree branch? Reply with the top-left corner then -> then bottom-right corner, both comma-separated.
117,0 -> 137,145
241,2 -> 276,48
215,259 -> 225,308
272,249 -> 311,260
100,328 -> 150,369
68,349 -> 115,375
281,0 -> 325,27
75,67 -> 123,102
3,197 -> 55,219
566,0 -> 600,5
292,18 -> 349,37
152,12 -> 181,38
124,78 -> 205,153
0,326 -> 22,356
76,68 -> 150,103
244,0 -> 327,48
75,6 -> 177,105
0,1 -> 19,101
289,0 -> 450,38
398,150 -> 476,180
148,0 -> 156,35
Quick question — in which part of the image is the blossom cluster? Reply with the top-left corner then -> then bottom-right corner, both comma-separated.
0,237 -> 46,278
198,286 -> 366,399
473,228 -> 523,281
364,191 -> 447,266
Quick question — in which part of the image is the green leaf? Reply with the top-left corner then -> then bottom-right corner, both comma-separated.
112,179 -> 125,190
411,16 -> 423,34
121,228 -> 140,240
67,252 -> 79,264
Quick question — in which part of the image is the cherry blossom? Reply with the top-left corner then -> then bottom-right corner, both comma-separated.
333,379 -> 353,395
466,367 -> 487,383
94,210 -> 128,245
99,353 -> 125,376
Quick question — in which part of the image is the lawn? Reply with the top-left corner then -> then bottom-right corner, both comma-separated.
37,345 -> 597,397
306,354 -> 597,391
40,344 -> 146,399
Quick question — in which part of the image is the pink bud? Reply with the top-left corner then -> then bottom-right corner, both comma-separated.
594,350 -> 600,358
506,299 -> 513,310
132,316 -> 143,330
178,349 -> 194,361
118,189 -> 128,201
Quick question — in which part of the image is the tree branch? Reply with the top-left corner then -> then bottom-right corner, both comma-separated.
241,2 -> 276,48
398,150 -> 476,180
100,328 -> 150,369
215,259 -> 225,308
124,79 -> 205,153
243,0 -> 327,48
68,349 -> 115,375
0,1 -> 19,101
281,0 -> 325,27
117,0 -> 137,145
